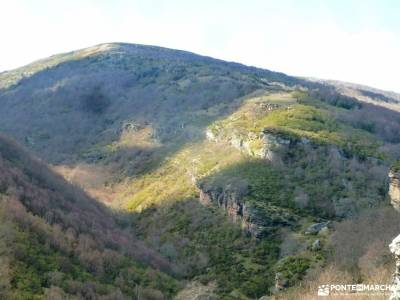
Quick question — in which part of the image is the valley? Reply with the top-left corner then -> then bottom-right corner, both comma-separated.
1,43 -> 400,299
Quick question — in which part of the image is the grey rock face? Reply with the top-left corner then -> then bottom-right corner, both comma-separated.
274,272 -> 289,291
174,281 -> 217,300
311,239 -> 321,251
205,128 -> 292,162
389,170 -> 400,212
390,235 -> 400,300
389,169 -> 400,299
198,181 -> 296,238
304,222 -> 331,235
198,183 -> 263,237
260,131 -> 291,161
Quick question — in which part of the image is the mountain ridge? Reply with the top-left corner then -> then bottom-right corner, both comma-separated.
2,42 -> 399,98
0,42 -> 299,91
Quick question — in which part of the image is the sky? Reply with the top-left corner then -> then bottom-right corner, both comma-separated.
0,0 -> 399,92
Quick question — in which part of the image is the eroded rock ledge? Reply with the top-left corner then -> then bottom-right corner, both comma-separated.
206,127 -> 302,161
197,181 -> 297,238
389,168 -> 400,299
389,170 -> 400,212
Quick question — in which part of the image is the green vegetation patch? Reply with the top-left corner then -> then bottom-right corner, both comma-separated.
6,219 -> 180,299
135,201 -> 281,299
275,256 -> 311,287
392,160 -> 400,172
209,93 -> 383,159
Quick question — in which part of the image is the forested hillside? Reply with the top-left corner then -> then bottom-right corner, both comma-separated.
1,43 -> 400,299
0,134 -> 181,299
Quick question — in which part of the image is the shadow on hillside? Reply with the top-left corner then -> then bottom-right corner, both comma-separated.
0,53 -> 298,176
3,49 -> 400,220
0,133 -> 180,276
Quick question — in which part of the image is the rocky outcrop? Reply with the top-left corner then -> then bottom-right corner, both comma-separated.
304,221 -> 331,235
198,182 -> 263,237
175,281 -> 217,300
260,131 -> 292,161
390,236 -> 400,299
206,127 -> 297,162
311,239 -> 322,251
389,168 -> 400,299
274,272 -> 289,291
389,170 -> 400,212
198,181 -> 296,238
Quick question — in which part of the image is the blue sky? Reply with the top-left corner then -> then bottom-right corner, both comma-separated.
0,0 -> 399,92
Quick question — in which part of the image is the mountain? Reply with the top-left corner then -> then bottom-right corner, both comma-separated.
1,43 -> 400,299
0,43 -> 304,163
307,77 -> 400,109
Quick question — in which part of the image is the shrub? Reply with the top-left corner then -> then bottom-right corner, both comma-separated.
275,256 -> 311,287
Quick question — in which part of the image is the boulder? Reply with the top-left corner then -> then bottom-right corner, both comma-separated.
274,272 -> 289,291
311,239 -> 321,251
304,221 -> 331,235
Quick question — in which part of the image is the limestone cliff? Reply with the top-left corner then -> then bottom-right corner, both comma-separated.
389,168 -> 400,299
197,181 -> 297,238
389,169 -> 400,212
198,182 -> 263,237
206,127 -> 296,162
